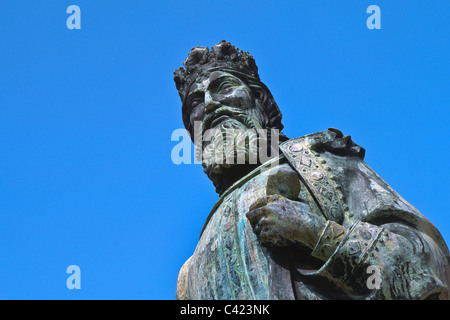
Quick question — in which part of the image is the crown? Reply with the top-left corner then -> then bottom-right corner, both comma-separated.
174,40 -> 260,102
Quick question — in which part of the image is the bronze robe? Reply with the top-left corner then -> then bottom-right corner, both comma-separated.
176,129 -> 450,300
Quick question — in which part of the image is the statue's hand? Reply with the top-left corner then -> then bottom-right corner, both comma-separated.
246,194 -> 326,249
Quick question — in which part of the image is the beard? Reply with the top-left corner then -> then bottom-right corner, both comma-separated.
196,112 -> 279,194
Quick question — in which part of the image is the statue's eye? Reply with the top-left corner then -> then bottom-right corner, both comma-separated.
217,81 -> 233,93
191,100 -> 200,108
189,96 -> 204,110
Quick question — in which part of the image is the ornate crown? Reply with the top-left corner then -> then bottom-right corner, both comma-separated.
174,40 -> 260,102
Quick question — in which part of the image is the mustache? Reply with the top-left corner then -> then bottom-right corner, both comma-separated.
202,106 -> 258,134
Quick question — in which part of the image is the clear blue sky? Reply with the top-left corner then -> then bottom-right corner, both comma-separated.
0,1 -> 448,299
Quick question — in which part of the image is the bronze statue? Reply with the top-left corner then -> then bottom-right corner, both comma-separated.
173,40 -> 450,299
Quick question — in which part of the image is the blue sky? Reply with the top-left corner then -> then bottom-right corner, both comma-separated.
0,1 -> 448,299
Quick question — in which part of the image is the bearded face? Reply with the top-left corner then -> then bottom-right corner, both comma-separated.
185,70 -> 279,194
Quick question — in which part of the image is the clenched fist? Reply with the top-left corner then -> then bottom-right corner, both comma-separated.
246,194 -> 327,250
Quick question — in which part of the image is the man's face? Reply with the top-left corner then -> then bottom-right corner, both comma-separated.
182,69 -> 281,193
185,71 -> 265,134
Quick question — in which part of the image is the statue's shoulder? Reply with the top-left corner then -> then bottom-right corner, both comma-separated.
281,128 -> 365,160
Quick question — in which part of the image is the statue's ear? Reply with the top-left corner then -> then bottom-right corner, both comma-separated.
251,85 -> 271,123
251,85 -> 268,105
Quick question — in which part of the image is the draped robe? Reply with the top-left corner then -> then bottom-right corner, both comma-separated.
176,130 -> 450,300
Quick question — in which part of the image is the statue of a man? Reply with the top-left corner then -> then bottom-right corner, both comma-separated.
173,40 -> 450,300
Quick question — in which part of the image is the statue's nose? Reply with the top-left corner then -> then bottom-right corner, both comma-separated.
204,91 -> 221,114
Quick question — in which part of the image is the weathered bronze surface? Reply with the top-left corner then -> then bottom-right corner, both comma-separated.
173,41 -> 450,299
